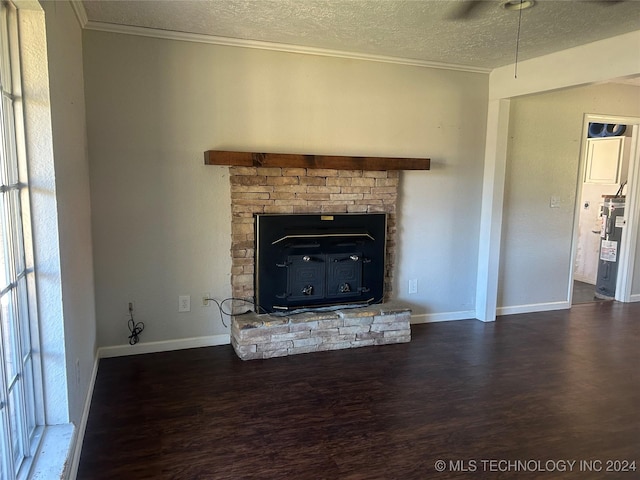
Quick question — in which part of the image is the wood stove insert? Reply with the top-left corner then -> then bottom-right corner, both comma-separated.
255,213 -> 386,313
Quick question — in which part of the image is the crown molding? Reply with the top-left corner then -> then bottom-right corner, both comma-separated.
83,21 -> 491,74
69,0 -> 88,29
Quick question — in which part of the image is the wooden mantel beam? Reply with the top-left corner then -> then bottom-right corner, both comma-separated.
204,150 -> 430,171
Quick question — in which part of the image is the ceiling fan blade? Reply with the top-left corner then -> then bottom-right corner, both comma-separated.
446,1 -> 487,20
582,0 -> 625,5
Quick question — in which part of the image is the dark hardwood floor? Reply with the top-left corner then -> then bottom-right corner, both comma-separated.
77,302 -> 639,479
572,280 -> 609,305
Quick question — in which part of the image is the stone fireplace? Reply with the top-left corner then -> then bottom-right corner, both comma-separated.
229,166 -> 399,303
227,165 -> 411,360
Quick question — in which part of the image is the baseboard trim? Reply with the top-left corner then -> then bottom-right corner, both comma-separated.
629,294 -> 640,303
98,334 -> 231,358
497,301 -> 571,316
410,310 -> 476,324
66,353 -> 99,480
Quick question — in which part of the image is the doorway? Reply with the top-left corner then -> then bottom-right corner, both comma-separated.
571,115 -> 640,305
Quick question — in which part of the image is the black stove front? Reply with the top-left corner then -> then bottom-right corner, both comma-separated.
255,213 -> 386,313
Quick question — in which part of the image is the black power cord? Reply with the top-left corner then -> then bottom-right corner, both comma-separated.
127,304 -> 144,345
204,297 -> 255,328
206,296 -> 381,320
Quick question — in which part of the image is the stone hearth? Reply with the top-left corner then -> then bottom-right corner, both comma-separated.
231,302 -> 411,360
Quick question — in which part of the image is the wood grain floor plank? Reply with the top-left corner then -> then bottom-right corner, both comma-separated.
78,302 -> 639,479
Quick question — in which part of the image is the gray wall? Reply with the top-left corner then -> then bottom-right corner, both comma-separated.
499,82 -> 640,308
82,30 -> 489,347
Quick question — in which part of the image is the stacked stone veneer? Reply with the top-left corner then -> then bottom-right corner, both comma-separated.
231,302 -> 411,360
229,166 -> 399,304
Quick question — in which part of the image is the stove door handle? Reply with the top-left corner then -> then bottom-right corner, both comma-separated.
302,255 -> 322,262
333,255 -> 361,263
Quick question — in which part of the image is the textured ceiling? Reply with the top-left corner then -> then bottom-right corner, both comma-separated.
82,0 -> 640,70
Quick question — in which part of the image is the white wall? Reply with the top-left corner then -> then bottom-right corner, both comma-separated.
477,31 -> 640,318
19,5 -> 68,426
499,83 -> 640,309
489,31 -> 640,100
40,1 -> 97,428
634,142 -> 640,298
82,30 -> 489,348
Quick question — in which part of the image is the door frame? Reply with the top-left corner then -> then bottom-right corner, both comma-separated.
569,113 -> 640,304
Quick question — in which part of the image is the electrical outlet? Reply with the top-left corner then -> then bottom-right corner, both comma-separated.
128,301 -> 135,313
178,295 -> 191,313
202,293 -> 211,307
408,279 -> 418,295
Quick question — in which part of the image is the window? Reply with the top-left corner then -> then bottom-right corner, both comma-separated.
0,2 -> 44,479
